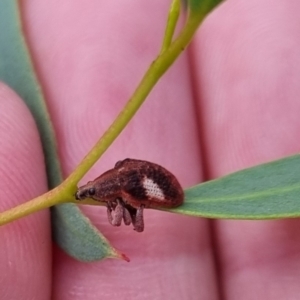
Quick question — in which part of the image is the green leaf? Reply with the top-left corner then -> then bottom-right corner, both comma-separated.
0,0 -> 124,262
0,0 -> 61,188
52,204 -> 129,262
172,154 -> 300,219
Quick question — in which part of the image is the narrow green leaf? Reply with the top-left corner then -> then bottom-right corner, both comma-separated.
172,154 -> 300,219
52,204 -> 129,262
0,0 -> 61,188
0,0 -> 124,262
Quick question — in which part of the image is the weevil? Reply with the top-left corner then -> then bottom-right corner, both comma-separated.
75,158 -> 184,232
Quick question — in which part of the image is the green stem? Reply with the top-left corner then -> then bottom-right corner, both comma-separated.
0,187 -> 69,226
160,0 -> 181,54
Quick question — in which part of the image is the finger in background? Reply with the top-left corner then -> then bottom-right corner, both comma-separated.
0,83 -> 51,299
191,0 -> 300,298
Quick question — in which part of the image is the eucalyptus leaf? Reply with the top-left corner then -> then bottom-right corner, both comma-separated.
52,204 -> 128,261
0,0 -> 123,262
172,154 -> 300,219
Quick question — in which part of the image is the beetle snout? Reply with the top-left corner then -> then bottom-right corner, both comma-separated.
75,191 -> 80,200
75,189 -> 86,200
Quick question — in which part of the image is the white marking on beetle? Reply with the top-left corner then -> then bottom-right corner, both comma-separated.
143,177 -> 165,200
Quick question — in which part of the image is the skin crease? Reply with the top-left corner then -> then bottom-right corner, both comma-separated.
0,0 -> 299,299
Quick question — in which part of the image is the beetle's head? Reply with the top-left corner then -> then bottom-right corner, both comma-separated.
75,181 -> 96,200
75,168 -> 121,202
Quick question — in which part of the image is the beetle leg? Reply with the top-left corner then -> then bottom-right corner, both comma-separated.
111,199 -> 124,226
123,204 -> 136,225
106,200 -> 123,226
123,206 -> 132,225
106,203 -> 114,226
133,205 -> 145,232
123,208 -> 132,225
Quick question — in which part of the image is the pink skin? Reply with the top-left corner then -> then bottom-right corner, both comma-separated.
1,0 -> 300,299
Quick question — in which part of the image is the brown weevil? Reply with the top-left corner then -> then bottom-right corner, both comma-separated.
75,158 -> 184,232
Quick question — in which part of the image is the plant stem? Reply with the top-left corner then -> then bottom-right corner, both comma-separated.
160,0 -> 181,54
0,187 -> 70,226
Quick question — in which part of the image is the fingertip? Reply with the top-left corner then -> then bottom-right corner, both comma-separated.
0,82 -> 51,299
